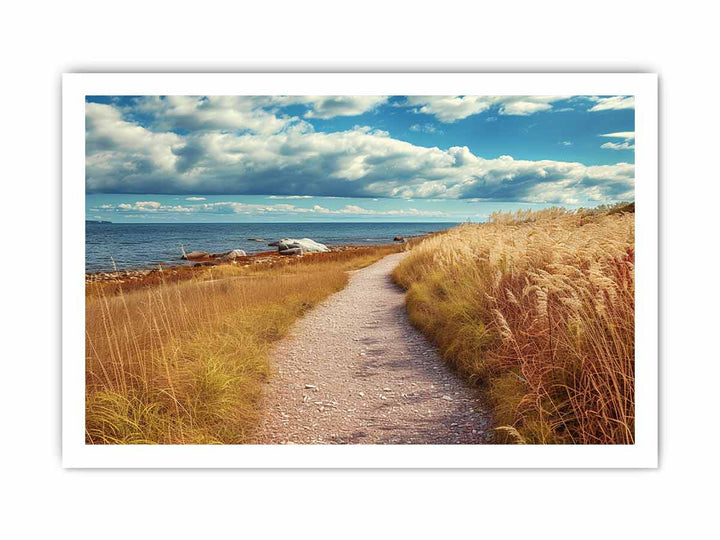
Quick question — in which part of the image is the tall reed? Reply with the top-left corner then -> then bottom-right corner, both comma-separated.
86,245 -> 399,444
393,205 -> 635,444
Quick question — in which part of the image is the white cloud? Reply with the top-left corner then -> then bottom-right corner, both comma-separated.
86,103 -> 182,193
86,101 -> 635,205
410,123 -> 440,133
135,201 -> 161,209
102,200 -> 447,218
588,96 -> 635,112
128,96 -> 390,140
601,141 -> 635,150
499,100 -> 554,115
600,131 -> 635,150
601,131 -> 635,139
289,96 -> 388,119
117,201 -> 171,212
305,204 -> 446,217
132,96 -> 293,135
403,96 -> 567,122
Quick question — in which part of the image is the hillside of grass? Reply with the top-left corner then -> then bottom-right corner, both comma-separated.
393,204 -> 635,444
85,245 -> 400,444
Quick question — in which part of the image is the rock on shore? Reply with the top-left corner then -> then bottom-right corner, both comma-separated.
219,249 -> 247,261
277,238 -> 330,254
279,247 -> 303,256
86,240 -> 401,284
182,250 -> 209,260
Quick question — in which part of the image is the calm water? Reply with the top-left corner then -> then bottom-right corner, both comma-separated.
86,222 -> 457,272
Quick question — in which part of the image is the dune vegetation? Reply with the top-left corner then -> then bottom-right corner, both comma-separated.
85,245 -> 400,444
393,204 -> 635,444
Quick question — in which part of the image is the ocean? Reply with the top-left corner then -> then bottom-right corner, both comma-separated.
85,222 -> 458,272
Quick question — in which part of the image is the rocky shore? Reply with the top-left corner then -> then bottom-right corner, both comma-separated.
85,243 -> 395,284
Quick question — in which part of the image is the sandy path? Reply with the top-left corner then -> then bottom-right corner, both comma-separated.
254,252 -> 491,444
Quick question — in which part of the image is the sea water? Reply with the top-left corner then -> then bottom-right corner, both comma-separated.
85,221 -> 457,272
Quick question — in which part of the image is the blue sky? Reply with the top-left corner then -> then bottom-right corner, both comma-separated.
86,95 -> 634,222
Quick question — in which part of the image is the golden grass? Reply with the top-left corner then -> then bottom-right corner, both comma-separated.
86,244 -> 400,444
393,205 -> 635,444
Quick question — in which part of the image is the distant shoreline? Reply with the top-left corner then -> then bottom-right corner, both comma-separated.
85,220 -> 461,225
85,240 -> 422,283
85,222 -> 457,274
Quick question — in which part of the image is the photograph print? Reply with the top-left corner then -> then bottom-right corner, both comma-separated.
74,80 -> 651,457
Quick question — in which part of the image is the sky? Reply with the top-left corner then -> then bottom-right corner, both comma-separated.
85,95 -> 634,222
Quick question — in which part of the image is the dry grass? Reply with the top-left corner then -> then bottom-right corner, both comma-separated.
393,205 -> 635,444
86,244 -> 400,444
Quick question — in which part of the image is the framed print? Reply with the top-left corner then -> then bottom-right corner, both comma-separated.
62,73 -> 658,468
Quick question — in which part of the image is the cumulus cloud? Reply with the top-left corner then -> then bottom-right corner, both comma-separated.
600,131 -> 635,150
403,96 -> 568,122
127,96 -> 387,136
601,141 -> 635,150
135,201 -> 161,209
97,200 -> 447,218
290,96 -> 388,119
117,201 -> 190,212
602,131 -> 635,139
86,100 -> 634,205
588,96 -> 635,112
131,96 -> 294,135
410,123 -> 440,134
86,103 -> 182,193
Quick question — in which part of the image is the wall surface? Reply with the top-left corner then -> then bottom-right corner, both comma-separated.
1,1 -> 715,538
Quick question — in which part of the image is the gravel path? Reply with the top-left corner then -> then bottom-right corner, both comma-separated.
254,252 -> 491,444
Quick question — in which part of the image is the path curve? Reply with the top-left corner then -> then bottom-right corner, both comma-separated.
255,252 -> 491,444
